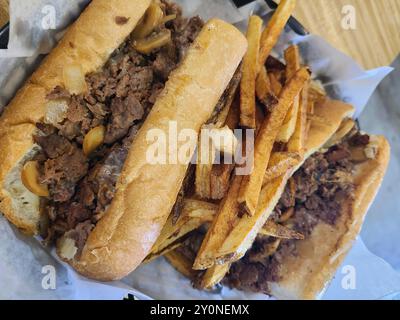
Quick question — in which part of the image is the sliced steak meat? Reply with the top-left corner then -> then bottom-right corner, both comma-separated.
174,16 -> 204,61
56,120 -> 81,140
225,135 -> 360,295
46,86 -> 71,100
34,134 -> 74,159
62,220 -> 95,257
349,132 -> 370,147
153,46 -> 177,81
86,102 -> 109,119
36,122 -> 57,136
66,96 -> 89,123
326,144 -> 351,164
104,93 -> 144,144
41,146 -> 88,202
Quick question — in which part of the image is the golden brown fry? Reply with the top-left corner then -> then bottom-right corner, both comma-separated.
193,175 -> 243,270
237,67 -> 310,217
260,220 -> 304,240
144,241 -> 183,263
195,126 -> 216,199
259,0 -> 297,67
217,171 -> 293,263
277,45 -> 301,142
263,151 -> 301,184
269,72 -> 283,96
240,15 -> 263,129
212,67 -> 242,128
256,66 -> 278,112
210,163 -> 235,200
148,199 -> 218,260
224,94 -> 241,130
198,263 -> 231,289
287,81 -> 309,154
256,65 -> 271,100
165,249 -> 199,279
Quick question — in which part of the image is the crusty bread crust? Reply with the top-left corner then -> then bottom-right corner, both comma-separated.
0,0 -> 152,235
268,136 -> 390,300
69,19 -> 247,281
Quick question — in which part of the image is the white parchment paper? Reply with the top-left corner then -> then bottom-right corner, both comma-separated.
0,0 -> 397,300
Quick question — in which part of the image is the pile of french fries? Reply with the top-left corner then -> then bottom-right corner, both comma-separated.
144,0 -> 328,289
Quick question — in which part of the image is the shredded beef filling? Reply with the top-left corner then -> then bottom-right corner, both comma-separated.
33,2 -> 204,256
223,132 -> 370,294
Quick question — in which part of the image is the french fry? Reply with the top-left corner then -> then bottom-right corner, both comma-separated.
259,0 -> 297,67
237,67 -> 310,217
256,66 -> 278,112
256,65 -> 271,100
193,175 -> 243,270
147,199 -> 218,261
255,103 -> 266,136
287,81 -> 309,154
210,163 -> 235,200
165,249 -> 199,279
195,126 -> 216,199
224,94 -> 240,130
263,151 -> 301,184
145,241 -> 183,263
209,67 -> 242,128
269,72 -> 283,96
260,220 -> 304,240
195,70 -> 241,199
217,171 -> 293,264
198,263 -> 231,289
240,15 -> 263,129
277,45 -> 301,142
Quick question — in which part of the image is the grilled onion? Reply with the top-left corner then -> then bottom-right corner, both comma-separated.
62,63 -> 87,95
132,2 -> 164,39
83,125 -> 106,156
21,161 -> 49,197
133,29 -> 171,54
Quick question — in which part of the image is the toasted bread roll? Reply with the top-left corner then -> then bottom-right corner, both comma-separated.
0,0 -> 247,281
0,0 -> 152,235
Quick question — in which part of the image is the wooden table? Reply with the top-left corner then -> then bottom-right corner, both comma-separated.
0,0 -> 399,68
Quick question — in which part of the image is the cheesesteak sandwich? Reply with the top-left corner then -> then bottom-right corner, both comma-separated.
0,0 -> 247,280
163,98 -> 390,299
